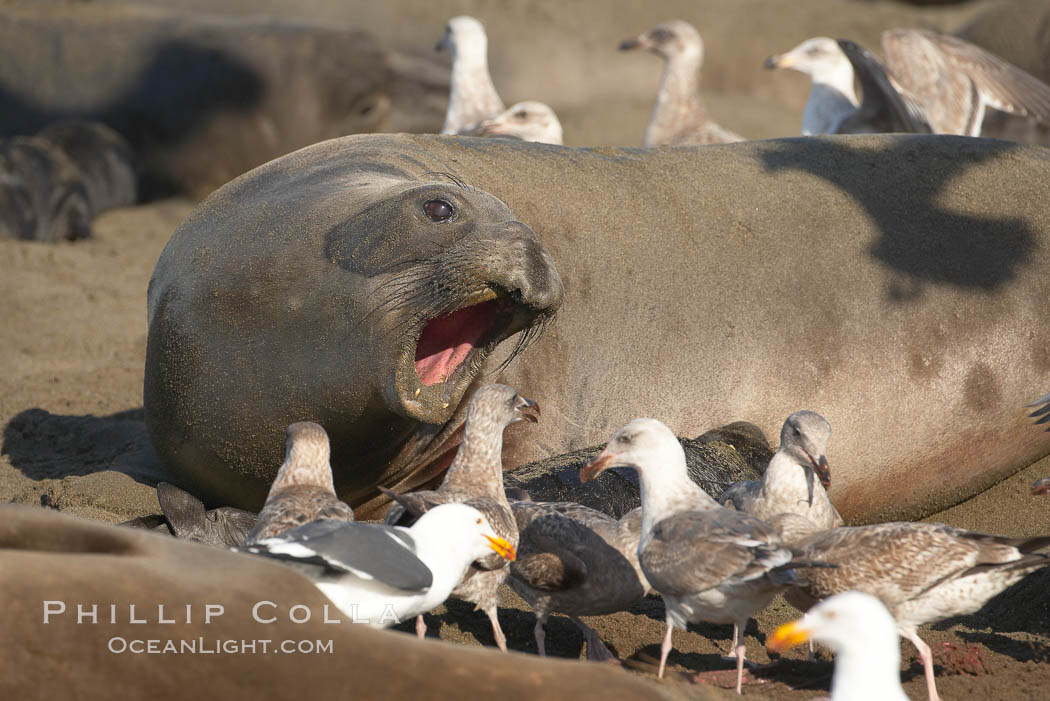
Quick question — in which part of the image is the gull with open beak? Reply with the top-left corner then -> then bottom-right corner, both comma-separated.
581,417 -> 809,694
768,591 -> 909,701
721,411 -> 842,541
384,383 -> 538,650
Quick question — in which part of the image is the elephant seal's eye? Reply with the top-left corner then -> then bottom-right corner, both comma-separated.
423,199 -> 454,222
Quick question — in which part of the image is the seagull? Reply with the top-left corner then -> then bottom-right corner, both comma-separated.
238,503 -> 515,628
619,20 -> 744,146
766,30 -> 1050,137
768,591 -> 909,701
722,411 -> 843,535
785,521 -> 1050,701
473,101 -> 564,145
580,417 -> 806,694
508,500 -> 648,661
243,422 -> 354,546
1027,392 -> 1050,430
1032,477 -> 1050,495
384,383 -> 538,651
435,16 -> 505,135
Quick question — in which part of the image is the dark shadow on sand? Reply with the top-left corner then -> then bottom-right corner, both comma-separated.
2,406 -> 172,485
0,40 -> 265,199
758,136 -> 1036,303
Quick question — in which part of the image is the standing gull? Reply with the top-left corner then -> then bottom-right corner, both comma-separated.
436,16 -> 505,135
764,37 -> 926,135
784,521 -> 1050,701
768,592 -> 909,701
384,383 -> 538,651
243,422 -> 354,546
767,30 -> 1050,137
620,20 -> 744,146
508,500 -> 648,661
239,503 -> 515,628
474,101 -> 564,145
722,411 -> 842,533
581,418 -> 805,694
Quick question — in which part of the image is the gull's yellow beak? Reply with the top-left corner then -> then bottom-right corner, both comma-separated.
767,619 -> 811,653
485,534 -> 516,561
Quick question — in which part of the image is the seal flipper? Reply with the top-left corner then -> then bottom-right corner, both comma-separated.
157,482 -> 258,547
157,482 -> 207,539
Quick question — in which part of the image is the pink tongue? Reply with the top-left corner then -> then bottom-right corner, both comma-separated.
414,302 -> 498,386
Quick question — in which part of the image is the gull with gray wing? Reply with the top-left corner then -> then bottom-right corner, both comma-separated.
238,503 -> 515,628
581,418 -> 811,694
767,30 -> 1050,138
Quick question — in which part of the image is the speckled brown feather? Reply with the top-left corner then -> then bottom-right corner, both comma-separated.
884,29 -> 1050,136
244,422 -> 353,546
382,384 -> 533,649
786,522 -> 1050,627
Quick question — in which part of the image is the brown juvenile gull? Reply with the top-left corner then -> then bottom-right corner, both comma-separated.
619,20 -> 744,146
768,592 -> 909,701
507,500 -> 648,662
243,422 -> 354,546
384,383 -> 538,651
435,16 -> 505,135
784,521 -> 1050,701
767,31 -> 1050,137
722,410 -> 842,533
238,503 -> 514,628
581,417 -> 808,694
473,101 -> 564,145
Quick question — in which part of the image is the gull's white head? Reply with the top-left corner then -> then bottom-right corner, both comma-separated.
778,410 -> 832,490
436,16 -> 489,58
477,101 -> 564,145
765,37 -> 849,78
580,417 -> 684,482
414,503 -> 516,562
768,592 -> 906,700
769,591 -> 897,655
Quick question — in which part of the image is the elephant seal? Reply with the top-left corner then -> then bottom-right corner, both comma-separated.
0,136 -> 91,242
37,120 -> 138,213
146,133 -> 1050,523
145,150 -> 563,515
3,505 -> 681,701
0,5 -> 444,198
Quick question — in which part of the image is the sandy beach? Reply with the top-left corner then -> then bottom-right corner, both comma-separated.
5,0 -> 1050,697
